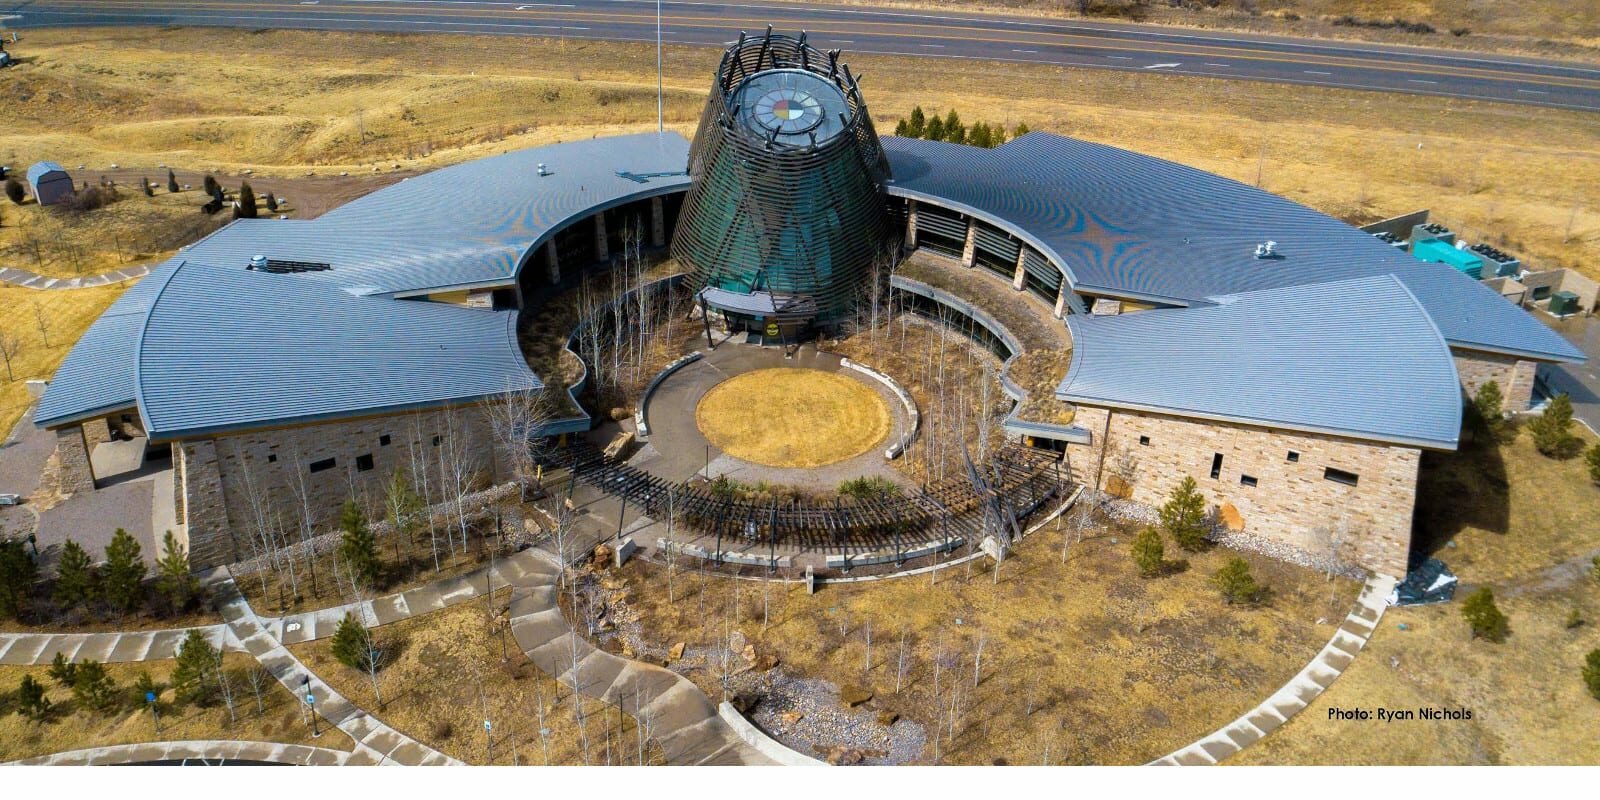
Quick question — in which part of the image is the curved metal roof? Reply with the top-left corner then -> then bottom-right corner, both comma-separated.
883,132 -> 1582,364
133,261 -> 538,441
1059,275 -> 1463,449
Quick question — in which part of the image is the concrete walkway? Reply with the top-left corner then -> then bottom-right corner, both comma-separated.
1148,573 -> 1398,765
0,264 -> 150,290
7,739 -> 364,766
0,624 -> 238,666
506,549 -> 778,765
213,574 -> 461,766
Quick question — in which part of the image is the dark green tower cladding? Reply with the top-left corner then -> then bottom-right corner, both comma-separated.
671,29 -> 895,329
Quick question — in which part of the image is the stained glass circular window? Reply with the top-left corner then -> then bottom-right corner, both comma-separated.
731,69 -> 851,146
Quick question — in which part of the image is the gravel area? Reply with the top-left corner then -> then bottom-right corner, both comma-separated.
1099,493 -> 1364,579
743,670 -> 927,765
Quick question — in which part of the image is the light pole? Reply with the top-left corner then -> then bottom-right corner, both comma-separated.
656,0 -> 664,133
146,690 -> 161,737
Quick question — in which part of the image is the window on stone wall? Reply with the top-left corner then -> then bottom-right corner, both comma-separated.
1286,451 -> 1299,463
267,454 -> 277,463
309,457 -> 336,473
379,435 -> 391,447
1324,467 -> 1359,487
432,435 -> 442,447
1210,453 -> 1223,479
1138,435 -> 1150,446
356,454 -> 374,472
1240,474 -> 1258,487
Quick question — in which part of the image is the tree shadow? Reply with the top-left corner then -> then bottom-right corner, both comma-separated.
1410,438 -> 1511,564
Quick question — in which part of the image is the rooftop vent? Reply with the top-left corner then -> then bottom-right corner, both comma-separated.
1253,240 -> 1282,259
247,255 -> 332,274
537,163 -> 550,177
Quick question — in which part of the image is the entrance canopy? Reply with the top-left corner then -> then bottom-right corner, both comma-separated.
699,287 -> 818,320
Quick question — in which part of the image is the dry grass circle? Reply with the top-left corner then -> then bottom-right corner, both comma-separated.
695,367 -> 891,469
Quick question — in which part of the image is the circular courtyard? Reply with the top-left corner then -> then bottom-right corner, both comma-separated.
693,367 -> 891,468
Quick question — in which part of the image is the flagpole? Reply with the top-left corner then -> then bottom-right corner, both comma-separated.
656,0 -> 664,133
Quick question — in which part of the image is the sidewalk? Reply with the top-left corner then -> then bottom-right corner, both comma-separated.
0,264 -> 150,290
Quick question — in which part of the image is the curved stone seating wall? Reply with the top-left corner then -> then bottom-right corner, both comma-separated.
888,275 -> 1089,445
636,351 -> 704,439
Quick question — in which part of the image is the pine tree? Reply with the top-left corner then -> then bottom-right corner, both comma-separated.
141,177 -> 154,197
171,628 -> 220,705
942,109 -> 964,144
52,539 -> 98,612
48,651 -> 77,687
893,119 -> 909,137
17,674 -> 51,721
5,177 -> 24,205
907,106 -> 926,138
1528,394 -> 1580,458
1212,557 -> 1263,605
235,182 -> 258,219
1586,443 -> 1600,486
992,123 -> 1009,146
155,530 -> 199,613
1461,587 -> 1509,642
264,192 -> 279,213
1131,527 -> 1164,578
1012,122 -> 1030,138
0,536 -> 36,620
1159,476 -> 1211,551
330,612 -> 379,671
967,121 -> 992,148
338,500 -> 381,590
924,115 -> 945,142
1472,380 -> 1510,443
1584,649 -> 1600,701
102,529 -> 146,615
167,169 -> 180,193
70,659 -> 118,711
202,174 -> 220,197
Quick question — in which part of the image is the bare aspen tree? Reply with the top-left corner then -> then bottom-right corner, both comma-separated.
895,628 -> 909,694
245,664 -> 270,715
286,442 -> 322,597
408,412 -> 443,571
863,619 -> 873,675
535,682 -> 551,764
30,301 -> 50,348
972,630 -> 986,688
435,407 -> 480,555
0,331 -> 22,382
484,378 -> 551,494
213,648 -> 238,725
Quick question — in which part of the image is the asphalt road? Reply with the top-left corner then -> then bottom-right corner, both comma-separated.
6,0 -> 1600,112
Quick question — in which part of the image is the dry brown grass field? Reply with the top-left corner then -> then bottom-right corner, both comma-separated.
0,284 -> 127,437
616,525 -> 1356,765
1235,427 -> 1600,764
0,653 -> 352,761
695,368 -> 891,469
1,27 -> 1595,284
289,591 -> 665,765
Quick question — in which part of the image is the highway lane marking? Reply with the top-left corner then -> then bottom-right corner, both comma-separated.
1012,48 -> 1038,54
1144,62 -> 1180,69
1408,79 -> 1438,84
28,1 -> 1600,93
1204,62 -> 1228,67
1518,89 -> 1549,94
1305,70 -> 1332,75
1107,55 -> 1132,60
920,43 -> 944,48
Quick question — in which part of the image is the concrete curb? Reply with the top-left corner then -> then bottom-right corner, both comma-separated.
838,356 -> 919,459
717,702 -> 827,766
5,739 -> 357,765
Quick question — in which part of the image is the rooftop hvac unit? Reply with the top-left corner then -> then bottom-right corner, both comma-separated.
1468,243 -> 1521,277
1548,291 -> 1580,316
1411,222 -> 1455,246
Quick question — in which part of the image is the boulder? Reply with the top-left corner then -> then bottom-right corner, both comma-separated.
667,642 -> 686,661
741,644 -> 757,664
839,685 -> 873,707
779,710 -> 805,725
1217,502 -> 1246,532
875,710 -> 899,726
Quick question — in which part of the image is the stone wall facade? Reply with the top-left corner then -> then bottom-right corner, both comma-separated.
1066,405 -> 1421,577
1453,348 -> 1538,412
178,405 -> 503,569
54,425 -> 96,495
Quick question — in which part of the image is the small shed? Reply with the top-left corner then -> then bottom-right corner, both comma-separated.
26,161 -> 74,206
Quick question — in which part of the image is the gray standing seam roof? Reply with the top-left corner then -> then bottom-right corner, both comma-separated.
883,133 -> 1582,364
171,132 -> 691,297
133,261 -> 539,441
1058,275 -> 1463,449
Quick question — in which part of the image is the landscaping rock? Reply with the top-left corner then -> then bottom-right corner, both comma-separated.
839,685 -> 873,707
875,710 -> 899,726
668,642 -> 686,661
780,710 -> 805,725
1218,502 -> 1245,531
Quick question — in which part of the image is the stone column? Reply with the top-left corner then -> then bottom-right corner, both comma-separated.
961,217 -> 977,268
82,417 -> 112,449
545,241 -> 560,285
1507,359 -> 1539,411
1053,284 -> 1067,319
1012,246 -> 1028,291
178,439 -> 237,570
593,211 -> 609,263
54,425 -> 96,494
905,199 -> 919,249
649,196 -> 666,247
